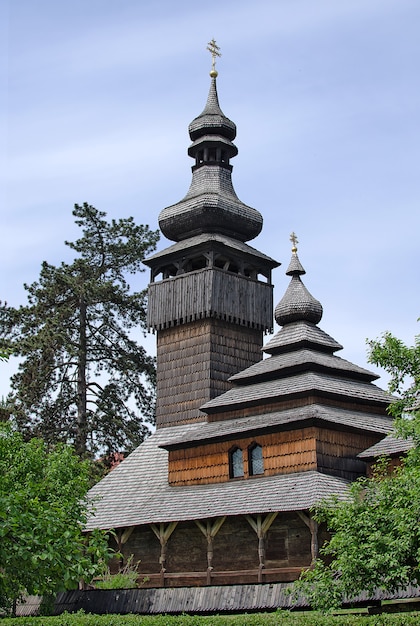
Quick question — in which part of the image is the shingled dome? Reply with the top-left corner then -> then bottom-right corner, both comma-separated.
158,74 -> 263,242
274,249 -> 323,326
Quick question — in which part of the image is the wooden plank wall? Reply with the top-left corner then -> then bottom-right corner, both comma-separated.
168,426 -> 384,485
316,428 -> 384,480
148,267 -> 273,331
156,319 -> 262,428
115,513 -> 312,588
168,427 -> 318,485
51,583 -> 420,616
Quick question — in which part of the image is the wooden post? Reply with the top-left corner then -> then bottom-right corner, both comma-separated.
114,526 -> 135,568
195,517 -> 226,584
297,511 -> 319,564
246,512 -> 278,582
150,522 -> 178,586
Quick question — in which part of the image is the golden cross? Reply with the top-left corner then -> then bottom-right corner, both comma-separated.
290,232 -> 299,252
207,39 -> 221,74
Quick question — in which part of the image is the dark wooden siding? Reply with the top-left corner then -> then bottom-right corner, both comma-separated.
266,512 -> 312,569
212,516 -> 258,571
316,428 -> 383,480
49,582 -> 420,616
156,319 -> 262,428
118,525 -> 161,575
148,267 -> 274,332
115,514 -> 312,589
166,522 -> 208,572
366,456 -> 404,478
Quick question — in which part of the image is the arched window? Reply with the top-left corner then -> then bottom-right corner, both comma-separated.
248,443 -> 264,476
229,447 -> 244,478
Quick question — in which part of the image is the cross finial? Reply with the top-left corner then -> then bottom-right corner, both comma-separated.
290,232 -> 299,252
207,39 -> 221,77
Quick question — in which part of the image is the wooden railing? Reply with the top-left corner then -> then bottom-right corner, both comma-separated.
138,566 -> 305,588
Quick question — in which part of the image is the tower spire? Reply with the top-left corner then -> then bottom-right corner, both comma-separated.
157,42 -> 263,243
144,47 -> 279,427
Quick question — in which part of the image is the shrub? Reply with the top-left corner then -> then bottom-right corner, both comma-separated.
95,556 -> 142,590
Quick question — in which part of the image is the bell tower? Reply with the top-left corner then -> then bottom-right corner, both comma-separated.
144,43 -> 279,428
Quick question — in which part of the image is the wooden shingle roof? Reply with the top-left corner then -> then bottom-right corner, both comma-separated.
263,320 -> 343,354
158,75 -> 263,243
160,404 -> 393,450
229,348 -> 379,384
86,424 -> 350,531
51,583 -> 420,616
201,249 -> 394,417
358,433 -> 413,459
144,232 -> 278,267
201,372 -> 394,413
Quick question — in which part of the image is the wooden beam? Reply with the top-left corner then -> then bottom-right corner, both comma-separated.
195,517 -> 226,583
246,513 -> 278,581
297,511 -> 319,563
120,526 -> 135,545
150,522 -> 178,585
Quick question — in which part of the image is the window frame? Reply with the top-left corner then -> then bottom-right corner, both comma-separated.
248,442 -> 264,476
228,446 -> 244,479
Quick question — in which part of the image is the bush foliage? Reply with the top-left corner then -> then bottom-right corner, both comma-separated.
3,609 -> 420,626
0,425 -> 113,616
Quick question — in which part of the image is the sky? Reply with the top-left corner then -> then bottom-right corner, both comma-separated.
2,0 -> 419,397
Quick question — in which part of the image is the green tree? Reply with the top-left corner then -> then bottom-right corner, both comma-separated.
0,307 -> 13,420
0,424 -> 113,616
4,203 -> 159,458
295,326 -> 420,611
0,301 -> 12,361
369,329 -> 420,442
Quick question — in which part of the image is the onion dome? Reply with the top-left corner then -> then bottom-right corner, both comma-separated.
274,233 -> 323,326
158,47 -> 263,243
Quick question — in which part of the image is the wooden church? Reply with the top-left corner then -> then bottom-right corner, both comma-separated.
86,46 -> 394,592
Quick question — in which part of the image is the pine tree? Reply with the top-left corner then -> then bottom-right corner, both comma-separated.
5,203 -> 159,458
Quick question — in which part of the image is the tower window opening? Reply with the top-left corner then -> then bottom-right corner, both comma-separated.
248,443 -> 264,476
229,447 -> 244,478
161,264 -> 178,279
244,267 -> 258,280
257,273 -> 269,283
190,256 -> 207,271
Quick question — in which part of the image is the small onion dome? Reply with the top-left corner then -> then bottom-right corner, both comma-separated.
188,76 -> 237,142
275,249 -> 323,326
